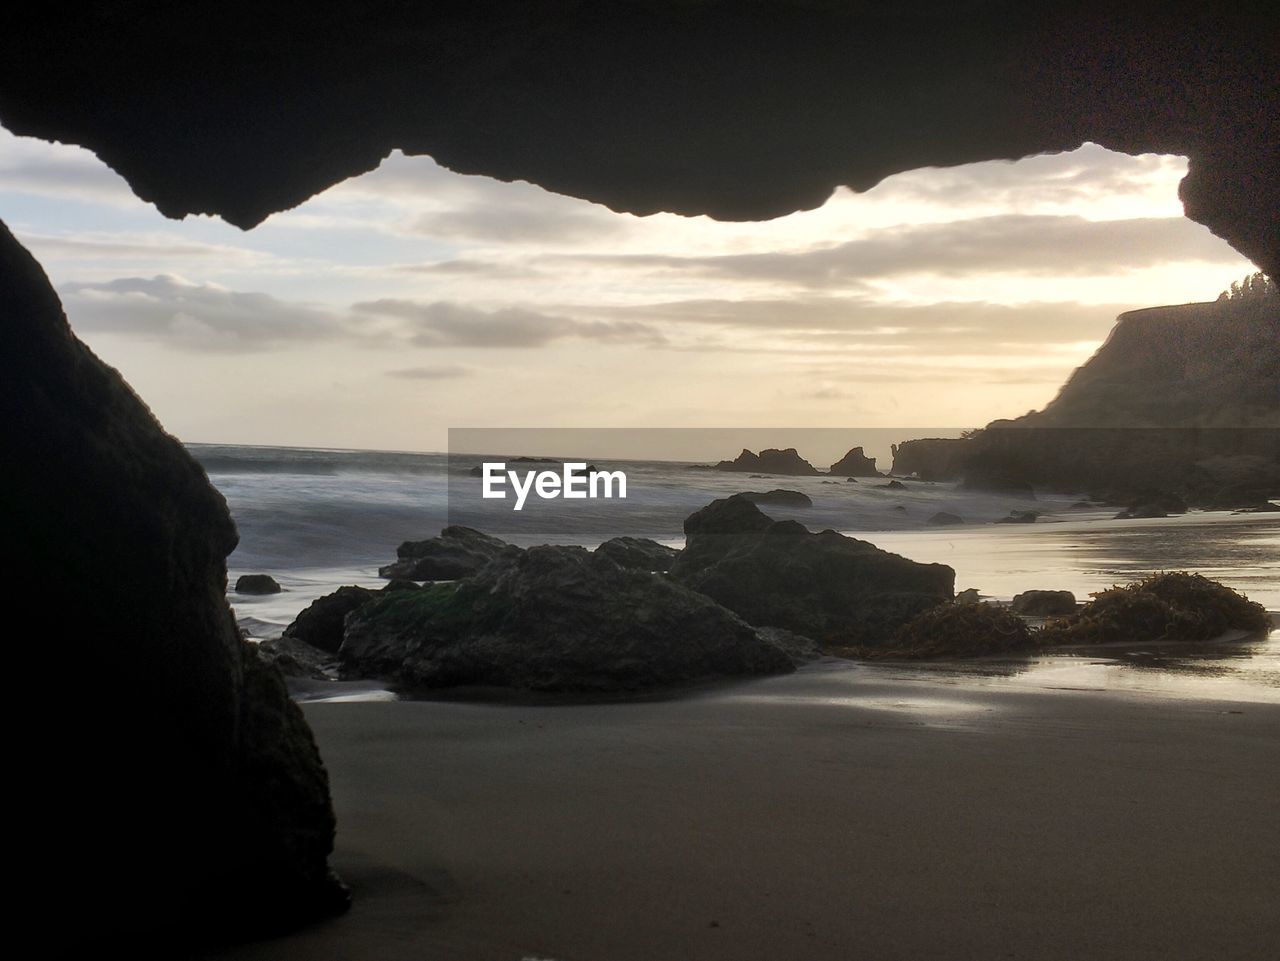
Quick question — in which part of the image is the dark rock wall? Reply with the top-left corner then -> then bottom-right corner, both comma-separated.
1031,299 -> 1280,429
890,438 -> 969,480
0,2 -> 1275,275
962,297 -> 1280,494
1,222 -> 341,945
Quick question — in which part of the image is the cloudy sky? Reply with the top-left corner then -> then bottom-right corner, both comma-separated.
0,127 -> 1254,453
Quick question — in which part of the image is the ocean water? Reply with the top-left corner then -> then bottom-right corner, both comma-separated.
193,443 -> 1279,702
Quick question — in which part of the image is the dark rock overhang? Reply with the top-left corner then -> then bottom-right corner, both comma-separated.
1,1 -> 1276,274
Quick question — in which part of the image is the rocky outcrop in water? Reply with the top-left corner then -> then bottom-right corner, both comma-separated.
829,446 -> 880,477
1,222 -> 343,944
739,489 -> 813,508
715,448 -> 820,476
236,573 -> 282,594
1010,590 -> 1077,616
284,586 -> 376,653
342,545 -> 794,691
996,510 -> 1039,524
380,525 -> 515,580
890,438 -> 970,480
669,495 -> 954,648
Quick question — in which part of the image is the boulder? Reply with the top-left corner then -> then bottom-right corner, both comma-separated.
669,496 -> 954,648
1114,504 -> 1167,519
829,446 -> 880,477
256,635 -> 339,680
738,489 -> 813,508
594,536 -> 680,572
235,573 -> 283,594
861,601 -> 1038,659
880,480 -> 907,490
1,223 -> 342,942
1010,590 -> 1077,616
715,447 -> 820,475
927,512 -> 965,526
283,586 -> 376,654
755,626 -> 823,665
996,510 -> 1039,524
342,546 -> 794,691
379,525 -> 515,580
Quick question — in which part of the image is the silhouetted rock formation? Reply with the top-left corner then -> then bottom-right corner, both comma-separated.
0,5 -> 1274,276
927,512 -> 965,526
342,546 -> 794,691
670,495 -> 954,648
829,446 -> 880,477
1010,590 -> 1077,616
285,586 -> 377,653
715,448 -> 820,475
257,634 -> 338,680
964,298 -> 1279,498
380,525 -> 515,580
468,458 -> 597,477
739,489 -> 814,508
594,536 -> 680,572
1,222 -> 343,944
996,510 -> 1039,524
236,573 -> 282,594
891,438 -> 969,480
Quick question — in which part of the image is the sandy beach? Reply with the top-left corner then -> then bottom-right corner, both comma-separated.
201,658 -> 1280,961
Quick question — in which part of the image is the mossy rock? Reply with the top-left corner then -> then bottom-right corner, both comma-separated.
1039,572 -> 1271,645
854,601 -> 1037,659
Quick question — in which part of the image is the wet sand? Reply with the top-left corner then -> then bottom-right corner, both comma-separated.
203,661 -> 1280,961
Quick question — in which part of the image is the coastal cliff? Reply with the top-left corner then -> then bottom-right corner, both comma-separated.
892,295 -> 1280,497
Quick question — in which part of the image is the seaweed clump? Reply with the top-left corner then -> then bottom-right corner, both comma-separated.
857,601 -> 1037,660
1039,572 -> 1271,645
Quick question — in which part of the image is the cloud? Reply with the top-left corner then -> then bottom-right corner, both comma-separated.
563,214 -> 1239,286
386,364 -> 473,380
60,275 -> 341,351
875,143 -> 1187,208
18,232 -> 263,263
58,275 -> 665,354
330,150 -> 626,245
398,258 -> 542,280
592,296 -> 1129,353
0,128 -> 137,206
410,203 -> 623,245
353,298 -> 664,347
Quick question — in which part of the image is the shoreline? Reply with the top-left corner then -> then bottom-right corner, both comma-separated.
201,664 -> 1280,961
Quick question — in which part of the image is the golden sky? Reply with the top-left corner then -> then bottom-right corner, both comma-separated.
0,129 -> 1255,453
